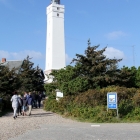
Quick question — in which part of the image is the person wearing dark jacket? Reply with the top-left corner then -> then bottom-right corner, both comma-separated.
32,92 -> 37,108
17,95 -> 23,116
27,92 -> 33,116
22,95 -> 28,116
36,92 -> 42,108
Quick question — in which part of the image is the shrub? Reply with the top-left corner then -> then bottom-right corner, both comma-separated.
44,98 -> 58,112
0,102 -> 4,113
118,99 -> 133,118
133,92 -> 140,107
0,96 -> 12,117
125,108 -> 140,121
44,86 -> 140,122
74,89 -> 106,107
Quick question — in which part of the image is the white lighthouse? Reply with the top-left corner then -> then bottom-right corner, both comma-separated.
44,0 -> 65,82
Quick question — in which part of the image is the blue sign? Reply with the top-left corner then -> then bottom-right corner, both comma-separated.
108,103 -> 117,109
107,92 -> 117,109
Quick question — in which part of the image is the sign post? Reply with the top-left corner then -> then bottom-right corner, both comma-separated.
56,91 -> 63,101
107,92 -> 118,118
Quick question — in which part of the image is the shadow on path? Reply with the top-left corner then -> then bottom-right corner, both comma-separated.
17,111 -> 55,119
31,112 -> 54,117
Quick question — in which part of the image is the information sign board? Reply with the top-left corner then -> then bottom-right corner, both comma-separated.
56,91 -> 63,101
56,92 -> 63,98
107,92 -> 117,109
107,92 -> 118,118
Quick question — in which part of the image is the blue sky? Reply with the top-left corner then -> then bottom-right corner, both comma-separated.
0,0 -> 140,70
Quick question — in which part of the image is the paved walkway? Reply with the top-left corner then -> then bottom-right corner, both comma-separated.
1,108 -> 140,140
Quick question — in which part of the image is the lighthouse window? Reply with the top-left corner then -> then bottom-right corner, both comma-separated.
57,7 -> 60,10
57,13 -> 59,17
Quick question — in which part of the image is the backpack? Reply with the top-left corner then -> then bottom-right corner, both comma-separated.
38,94 -> 42,101
18,98 -> 22,106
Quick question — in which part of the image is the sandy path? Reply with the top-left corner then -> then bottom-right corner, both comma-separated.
0,108 -> 75,140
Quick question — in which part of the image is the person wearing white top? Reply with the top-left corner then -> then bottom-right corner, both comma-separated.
11,91 -> 19,119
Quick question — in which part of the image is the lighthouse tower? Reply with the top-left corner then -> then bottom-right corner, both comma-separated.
44,0 -> 65,82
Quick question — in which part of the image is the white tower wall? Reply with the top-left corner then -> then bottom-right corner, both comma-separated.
45,2 -> 65,76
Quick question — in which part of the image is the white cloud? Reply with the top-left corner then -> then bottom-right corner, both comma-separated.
106,31 -> 127,40
0,50 -> 44,61
104,47 -> 125,59
0,50 -> 10,58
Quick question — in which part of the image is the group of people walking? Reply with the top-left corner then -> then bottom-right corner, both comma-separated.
11,91 -> 43,119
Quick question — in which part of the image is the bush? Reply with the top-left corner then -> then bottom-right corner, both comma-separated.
125,108 -> 140,121
118,99 -> 133,117
133,92 -> 140,107
0,96 -> 12,117
44,98 -> 58,112
44,86 -> 140,122
0,102 -> 4,113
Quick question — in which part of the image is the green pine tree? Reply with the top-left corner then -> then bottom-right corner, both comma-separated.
18,56 -> 45,92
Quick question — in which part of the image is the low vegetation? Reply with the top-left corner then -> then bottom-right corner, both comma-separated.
44,40 -> 140,122
44,86 -> 140,122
